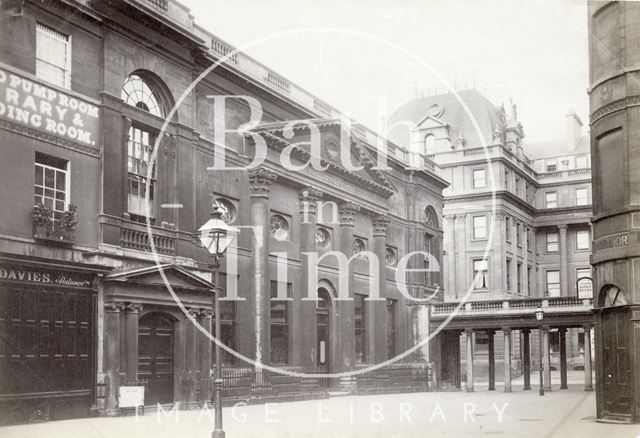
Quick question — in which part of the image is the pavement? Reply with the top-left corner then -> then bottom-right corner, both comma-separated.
1,372 -> 639,438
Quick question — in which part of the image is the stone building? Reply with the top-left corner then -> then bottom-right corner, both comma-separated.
0,0 -> 446,424
389,88 -> 593,385
588,0 -> 640,423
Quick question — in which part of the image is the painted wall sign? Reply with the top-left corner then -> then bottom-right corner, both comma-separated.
0,65 -> 99,146
0,265 -> 92,288
577,277 -> 593,299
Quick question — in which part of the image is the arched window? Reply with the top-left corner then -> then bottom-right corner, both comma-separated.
424,134 -> 435,155
121,74 -> 165,117
424,205 -> 438,228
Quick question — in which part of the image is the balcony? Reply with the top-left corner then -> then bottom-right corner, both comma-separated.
99,214 -> 178,256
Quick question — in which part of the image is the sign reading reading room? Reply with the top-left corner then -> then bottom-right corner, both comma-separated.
0,65 -> 99,146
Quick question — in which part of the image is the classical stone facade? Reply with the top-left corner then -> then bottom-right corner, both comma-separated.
0,0 -> 446,424
588,0 -> 640,423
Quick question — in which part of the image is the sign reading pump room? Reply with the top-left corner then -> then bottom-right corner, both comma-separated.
0,63 -> 99,147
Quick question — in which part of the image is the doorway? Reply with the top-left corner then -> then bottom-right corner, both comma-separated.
601,305 -> 632,418
138,312 -> 174,406
316,288 -> 331,375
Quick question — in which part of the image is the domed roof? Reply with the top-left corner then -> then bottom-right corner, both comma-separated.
388,89 -> 505,149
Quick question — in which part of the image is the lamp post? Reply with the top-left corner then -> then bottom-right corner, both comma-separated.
198,205 -> 238,438
535,308 -> 544,396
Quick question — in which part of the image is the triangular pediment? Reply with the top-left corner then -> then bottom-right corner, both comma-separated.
249,119 -> 395,197
416,114 -> 448,129
105,264 -> 213,291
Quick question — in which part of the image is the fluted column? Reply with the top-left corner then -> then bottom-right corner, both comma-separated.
522,329 -> 531,390
558,224 -> 568,296
369,214 -> 390,363
465,329 -> 474,392
337,201 -> 359,374
198,310 -> 212,404
296,187 -> 322,369
104,301 -> 124,415
503,327 -> 512,392
124,303 -> 143,384
542,326 -> 552,391
248,167 -> 277,373
584,324 -> 593,391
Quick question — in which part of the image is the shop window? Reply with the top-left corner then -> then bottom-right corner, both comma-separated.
354,293 -> 367,364
36,23 -> 71,88
386,299 -> 396,359
127,125 -> 156,220
546,270 -> 560,297
270,281 -> 291,365
34,152 -> 69,220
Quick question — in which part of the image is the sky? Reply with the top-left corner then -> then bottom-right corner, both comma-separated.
179,0 -> 589,143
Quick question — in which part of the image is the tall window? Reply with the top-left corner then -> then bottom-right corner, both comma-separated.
354,294 -> 367,363
576,230 -> 590,250
270,281 -> 290,365
127,126 -> 156,220
515,176 -> 520,196
473,259 -> 488,290
517,262 -> 522,293
386,299 -> 396,359
576,188 -> 589,206
424,134 -> 435,155
505,217 -> 511,241
473,169 -> 486,189
527,266 -> 532,295
424,233 -> 436,285
473,215 -> 487,239
504,170 -> 510,191
526,227 -> 531,249
506,258 -> 512,290
34,153 -> 69,220
214,274 -> 237,366
36,24 -> 71,88
516,222 -> 521,246
545,192 -> 558,208
546,232 -> 559,252
546,270 -> 560,297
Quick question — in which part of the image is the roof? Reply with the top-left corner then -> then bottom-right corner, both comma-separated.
388,89 -> 504,148
527,135 -> 590,160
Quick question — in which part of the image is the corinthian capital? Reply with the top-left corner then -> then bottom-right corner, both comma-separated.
248,167 -> 277,197
299,187 -> 323,215
373,214 -> 390,237
339,201 -> 360,226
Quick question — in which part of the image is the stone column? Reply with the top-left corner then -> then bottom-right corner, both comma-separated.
488,329 -> 496,391
558,224 -> 568,296
124,303 -> 143,384
198,310 -> 212,404
337,201 -> 359,377
296,187 -> 322,370
584,324 -> 593,391
369,214 -> 390,364
559,327 -> 568,389
465,329 -> 474,392
248,168 -> 277,375
522,329 -> 531,390
542,326 -> 552,391
104,302 -> 124,415
503,327 -> 512,392
185,307 -> 200,405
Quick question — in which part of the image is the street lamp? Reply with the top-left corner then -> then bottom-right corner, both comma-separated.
535,307 -> 544,396
198,204 -> 238,438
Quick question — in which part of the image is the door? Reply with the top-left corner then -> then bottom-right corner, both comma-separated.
138,313 -> 174,406
601,306 -> 632,417
316,289 -> 330,376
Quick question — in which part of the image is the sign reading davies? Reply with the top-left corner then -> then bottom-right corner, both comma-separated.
0,65 -> 99,147
0,265 -> 92,288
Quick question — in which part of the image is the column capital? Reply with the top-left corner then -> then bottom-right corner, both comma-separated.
443,214 -> 457,222
502,327 -> 512,334
248,167 -> 277,197
583,324 -> 592,331
557,224 -> 568,231
187,307 -> 201,317
299,187 -> 323,214
338,201 -> 360,226
104,301 -> 125,312
464,328 -> 474,335
372,214 -> 390,237
558,327 -> 568,334
199,309 -> 213,318
521,328 -> 531,334
124,303 -> 143,313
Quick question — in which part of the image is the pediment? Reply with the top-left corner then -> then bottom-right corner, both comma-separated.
248,119 -> 395,197
416,114 -> 448,130
105,264 -> 213,291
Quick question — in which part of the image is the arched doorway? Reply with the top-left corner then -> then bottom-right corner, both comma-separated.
139,312 -> 174,406
316,288 -> 332,374
597,284 -> 631,418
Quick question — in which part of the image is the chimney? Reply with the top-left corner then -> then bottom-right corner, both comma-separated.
566,109 -> 583,151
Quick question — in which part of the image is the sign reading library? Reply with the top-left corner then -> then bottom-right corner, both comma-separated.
0,66 -> 99,146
